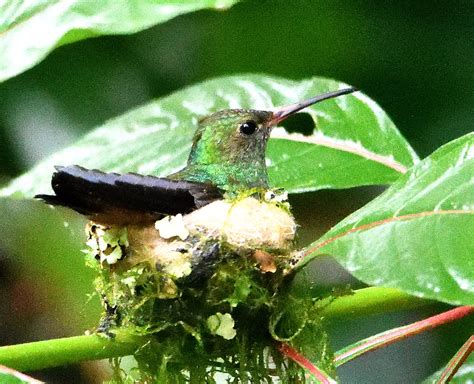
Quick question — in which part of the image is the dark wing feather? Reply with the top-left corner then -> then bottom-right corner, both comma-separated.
36,165 -> 222,223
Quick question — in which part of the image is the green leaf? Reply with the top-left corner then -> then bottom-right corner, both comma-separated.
297,133 -> 474,305
0,0 -> 239,82
0,373 -> 27,384
1,74 -> 417,197
0,365 -> 41,384
267,89 -> 418,192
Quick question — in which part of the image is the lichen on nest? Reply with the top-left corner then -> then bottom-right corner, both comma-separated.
85,192 -> 334,382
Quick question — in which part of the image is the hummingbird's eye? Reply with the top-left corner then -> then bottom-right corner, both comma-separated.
239,120 -> 258,135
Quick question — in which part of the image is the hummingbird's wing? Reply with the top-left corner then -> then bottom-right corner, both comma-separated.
36,165 -> 223,224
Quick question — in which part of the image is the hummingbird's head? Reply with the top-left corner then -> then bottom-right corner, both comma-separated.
188,109 -> 274,167
186,87 -> 357,190
188,88 -> 356,166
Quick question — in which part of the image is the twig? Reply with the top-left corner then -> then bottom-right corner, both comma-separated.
334,306 -> 474,367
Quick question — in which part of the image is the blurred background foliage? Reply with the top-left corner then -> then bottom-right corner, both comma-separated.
0,1 -> 472,383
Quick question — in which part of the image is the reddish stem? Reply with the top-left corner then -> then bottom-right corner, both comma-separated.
436,335 -> 473,384
277,343 -> 336,384
334,306 -> 474,366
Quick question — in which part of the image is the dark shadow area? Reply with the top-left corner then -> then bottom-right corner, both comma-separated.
279,112 -> 315,136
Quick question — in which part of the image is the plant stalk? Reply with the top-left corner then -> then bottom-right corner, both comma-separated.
322,286 -> 430,320
0,330 -> 142,372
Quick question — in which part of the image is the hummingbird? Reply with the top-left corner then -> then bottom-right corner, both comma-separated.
36,87 -> 357,226
36,87 -> 358,330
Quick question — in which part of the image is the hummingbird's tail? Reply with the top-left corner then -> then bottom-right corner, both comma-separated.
36,165 -> 222,224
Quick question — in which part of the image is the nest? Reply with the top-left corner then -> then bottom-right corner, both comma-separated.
84,194 -> 333,382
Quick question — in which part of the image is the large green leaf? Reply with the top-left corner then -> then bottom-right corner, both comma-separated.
0,0 -> 239,82
267,92 -> 418,192
1,75 -> 417,197
296,133 -> 474,305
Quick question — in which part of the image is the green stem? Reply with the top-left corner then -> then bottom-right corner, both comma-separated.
0,287 -> 430,372
322,286 -> 431,320
0,330 -> 143,372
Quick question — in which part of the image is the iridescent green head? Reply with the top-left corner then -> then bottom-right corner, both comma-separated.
184,109 -> 273,191
175,87 -> 357,192
189,109 -> 273,167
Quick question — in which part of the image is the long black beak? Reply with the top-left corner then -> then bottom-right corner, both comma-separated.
270,87 -> 358,126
